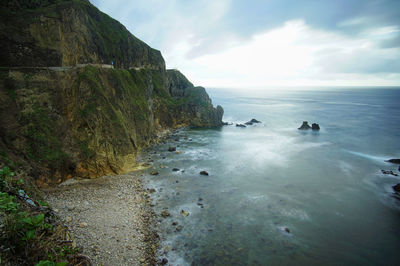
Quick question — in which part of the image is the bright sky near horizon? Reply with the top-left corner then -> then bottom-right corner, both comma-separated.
90,0 -> 400,88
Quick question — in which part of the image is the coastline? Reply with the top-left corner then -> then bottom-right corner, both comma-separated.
43,172 -> 160,265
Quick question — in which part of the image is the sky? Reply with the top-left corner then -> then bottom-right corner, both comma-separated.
90,0 -> 400,88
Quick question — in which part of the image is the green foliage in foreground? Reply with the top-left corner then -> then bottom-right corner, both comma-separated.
0,166 -> 73,265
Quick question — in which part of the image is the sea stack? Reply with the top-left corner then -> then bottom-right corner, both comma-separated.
298,121 -> 311,130
312,123 -> 320,130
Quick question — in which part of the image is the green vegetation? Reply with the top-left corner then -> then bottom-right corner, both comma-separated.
20,105 -> 68,169
0,166 -> 78,265
79,140 -> 95,159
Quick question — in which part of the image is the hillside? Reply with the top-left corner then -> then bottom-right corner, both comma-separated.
0,0 -> 223,185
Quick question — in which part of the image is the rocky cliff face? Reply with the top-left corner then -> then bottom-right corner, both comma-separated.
0,0 -> 164,69
0,0 -> 223,185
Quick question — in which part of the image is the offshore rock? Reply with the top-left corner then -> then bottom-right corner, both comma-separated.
200,171 -> 209,176
312,123 -> 320,130
382,170 -> 399,176
298,121 -> 311,130
393,184 -> 400,192
236,124 -> 246,128
245,118 -> 261,125
386,159 -> 400,164
168,147 -> 176,152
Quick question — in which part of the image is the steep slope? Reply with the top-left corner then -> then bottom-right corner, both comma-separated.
0,0 -> 223,185
0,0 -> 164,69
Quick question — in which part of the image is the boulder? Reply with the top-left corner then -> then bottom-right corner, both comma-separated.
161,211 -> 170,218
236,124 -> 246,128
298,121 -> 311,130
381,170 -> 399,176
180,210 -> 190,217
249,119 -> 261,123
386,159 -> 400,164
393,184 -> 400,192
176,225 -> 183,232
150,171 -> 159,176
312,123 -> 320,130
172,168 -> 180,172
200,171 -> 209,176
168,147 -> 176,152
244,122 -> 253,125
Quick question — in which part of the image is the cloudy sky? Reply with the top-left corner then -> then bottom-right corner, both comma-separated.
90,0 -> 400,88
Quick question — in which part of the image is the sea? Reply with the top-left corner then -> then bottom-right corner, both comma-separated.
139,87 -> 400,266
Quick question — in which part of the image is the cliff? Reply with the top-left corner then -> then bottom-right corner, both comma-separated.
0,0 -> 223,185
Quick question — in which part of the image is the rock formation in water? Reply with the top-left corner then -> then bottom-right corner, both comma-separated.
312,123 -> 320,130
298,121 -> 311,130
386,159 -> 400,164
245,118 -> 261,125
0,0 -> 223,185
298,121 -> 320,130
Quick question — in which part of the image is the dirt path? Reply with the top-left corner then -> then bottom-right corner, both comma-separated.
43,173 -> 158,265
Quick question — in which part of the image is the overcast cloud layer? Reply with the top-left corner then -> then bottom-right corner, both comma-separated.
90,0 -> 400,88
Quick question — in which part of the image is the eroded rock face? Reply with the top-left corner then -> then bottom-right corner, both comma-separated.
0,0 -> 165,70
0,0 -> 224,184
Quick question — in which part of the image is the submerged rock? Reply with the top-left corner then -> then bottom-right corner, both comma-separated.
236,124 -> 246,128
284,227 -> 290,233
381,170 -> 399,176
172,168 -> 180,172
312,123 -> 320,130
168,147 -> 176,152
393,184 -> 400,192
222,122 -> 233,126
150,171 -> 159,176
161,211 -> 170,218
200,171 -> 209,176
298,121 -> 311,130
176,225 -> 183,232
180,210 -> 190,217
386,159 -> 400,164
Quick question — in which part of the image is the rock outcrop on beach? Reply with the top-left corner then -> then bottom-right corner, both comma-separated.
0,0 -> 223,184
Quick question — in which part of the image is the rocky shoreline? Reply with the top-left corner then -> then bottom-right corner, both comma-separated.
42,129 -> 189,265
43,172 -> 161,265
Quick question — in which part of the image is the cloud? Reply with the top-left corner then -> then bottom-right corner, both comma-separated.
89,0 -> 400,87
173,20 -> 400,87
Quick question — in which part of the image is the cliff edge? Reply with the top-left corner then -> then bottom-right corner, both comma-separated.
0,0 -> 223,185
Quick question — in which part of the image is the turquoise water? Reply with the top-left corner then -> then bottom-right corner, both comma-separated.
141,88 -> 400,265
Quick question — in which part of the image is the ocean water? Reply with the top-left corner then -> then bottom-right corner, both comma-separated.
140,88 -> 400,265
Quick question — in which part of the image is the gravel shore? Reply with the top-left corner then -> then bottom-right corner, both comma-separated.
43,173 -> 159,265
